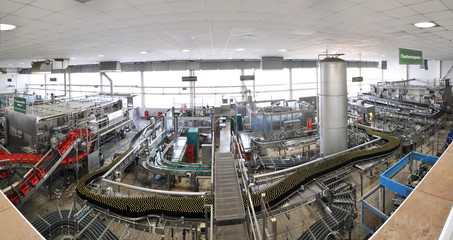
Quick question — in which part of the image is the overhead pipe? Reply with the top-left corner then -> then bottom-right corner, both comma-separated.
57,68 -> 67,97
100,72 -> 114,96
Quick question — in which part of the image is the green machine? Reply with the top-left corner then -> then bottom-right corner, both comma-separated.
230,114 -> 243,132
187,128 -> 199,158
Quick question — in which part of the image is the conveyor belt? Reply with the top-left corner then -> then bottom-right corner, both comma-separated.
33,210 -> 118,240
76,124 -> 400,218
2,129 -> 93,205
214,152 -> 245,225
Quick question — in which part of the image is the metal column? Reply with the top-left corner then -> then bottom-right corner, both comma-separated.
289,68 -> 293,100
141,71 -> 145,113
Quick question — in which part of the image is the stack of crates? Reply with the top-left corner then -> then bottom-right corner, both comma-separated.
186,145 -> 194,163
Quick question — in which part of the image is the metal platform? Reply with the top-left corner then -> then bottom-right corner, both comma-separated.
214,152 -> 246,222
214,151 -> 248,238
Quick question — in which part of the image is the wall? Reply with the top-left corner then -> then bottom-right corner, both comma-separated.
382,60 -> 407,82
9,59 -> 453,113
0,74 -> 29,94
441,60 -> 453,77
407,60 -> 440,86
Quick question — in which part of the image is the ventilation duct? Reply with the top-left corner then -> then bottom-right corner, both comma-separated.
99,61 -> 121,72
1,68 -> 18,74
53,59 -> 69,70
31,61 -> 52,74
261,56 -> 284,70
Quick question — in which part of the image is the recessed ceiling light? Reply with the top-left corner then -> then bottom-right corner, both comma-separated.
414,22 -> 436,28
181,49 -> 190,52
20,62 -> 24,65
70,57 -> 76,60
97,54 -> 104,57
235,48 -> 245,51
0,24 -> 16,31
8,64 -> 12,66
278,49 -> 287,52
139,51 -> 148,54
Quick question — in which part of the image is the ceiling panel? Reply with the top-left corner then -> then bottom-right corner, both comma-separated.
85,0 -> 131,12
11,5 -> 52,19
312,0 -> 354,13
31,0 -> 80,12
361,0 -> 403,12
0,0 -> 452,67
384,6 -> 419,18
409,1 -> 449,13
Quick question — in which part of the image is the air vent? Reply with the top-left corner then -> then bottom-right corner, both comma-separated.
0,68 -> 18,74
261,56 -> 283,70
99,61 -> 121,72
31,61 -> 52,74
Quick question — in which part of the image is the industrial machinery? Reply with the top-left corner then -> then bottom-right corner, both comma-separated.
369,79 -> 451,111
319,57 -> 348,156
76,117 -> 399,218
3,95 -> 132,154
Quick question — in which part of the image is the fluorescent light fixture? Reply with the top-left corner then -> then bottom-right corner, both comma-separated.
70,57 -> 76,60
235,48 -> 245,51
139,51 -> 148,54
181,49 -> 190,52
414,21 -> 436,28
278,49 -> 287,52
97,54 -> 104,57
0,24 -> 16,31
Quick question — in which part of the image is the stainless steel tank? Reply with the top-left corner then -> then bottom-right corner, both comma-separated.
319,57 -> 348,156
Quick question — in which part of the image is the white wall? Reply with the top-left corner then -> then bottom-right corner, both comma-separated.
382,60 -> 407,81
406,60 -> 440,85
6,59 -> 453,111
0,74 -> 29,94
441,60 -> 453,77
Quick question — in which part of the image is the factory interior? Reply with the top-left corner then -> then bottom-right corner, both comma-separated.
1,0 -> 453,239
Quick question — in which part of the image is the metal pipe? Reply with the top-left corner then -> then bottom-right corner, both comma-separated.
56,68 -> 67,97
100,72 -> 114,96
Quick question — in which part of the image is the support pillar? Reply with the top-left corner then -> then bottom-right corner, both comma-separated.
289,68 -> 293,100
68,73 -> 72,99
141,71 -> 145,114
261,193 -> 267,240
271,217 -> 277,240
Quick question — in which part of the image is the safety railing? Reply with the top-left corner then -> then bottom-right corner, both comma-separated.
231,132 -> 262,240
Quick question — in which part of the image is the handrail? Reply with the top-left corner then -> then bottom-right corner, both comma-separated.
231,132 -> 262,240
251,136 -> 382,180
101,179 -> 206,196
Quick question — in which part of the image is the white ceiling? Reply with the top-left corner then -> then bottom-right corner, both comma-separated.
0,0 -> 452,68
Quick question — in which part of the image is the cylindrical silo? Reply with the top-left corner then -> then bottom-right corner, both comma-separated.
319,57 -> 348,156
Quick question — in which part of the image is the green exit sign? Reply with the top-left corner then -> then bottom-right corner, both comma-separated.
399,48 -> 423,65
352,76 -> 363,82
14,97 -> 26,114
